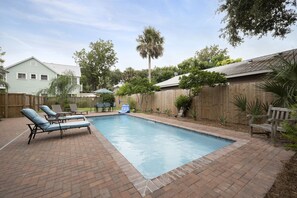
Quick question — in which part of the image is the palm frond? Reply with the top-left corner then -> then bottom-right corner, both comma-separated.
233,95 -> 247,112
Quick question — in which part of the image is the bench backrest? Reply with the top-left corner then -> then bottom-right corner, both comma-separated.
268,105 -> 292,122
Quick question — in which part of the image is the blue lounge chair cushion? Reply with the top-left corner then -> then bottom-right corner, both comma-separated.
40,105 -> 85,120
21,108 -> 91,144
40,105 -> 57,116
22,108 -> 51,130
45,121 -> 90,131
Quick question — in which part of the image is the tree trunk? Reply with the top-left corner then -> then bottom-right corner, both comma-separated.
148,56 -> 151,83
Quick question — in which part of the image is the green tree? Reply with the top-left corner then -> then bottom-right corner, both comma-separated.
195,45 -> 229,67
136,26 -> 164,83
116,77 -> 160,111
218,0 -> 297,46
0,47 -> 9,92
179,68 -> 227,96
151,66 -> 178,83
39,71 -> 79,108
178,57 -> 202,74
109,69 -> 122,86
216,58 -> 242,66
177,45 -> 241,74
0,47 -> 5,66
74,39 -> 118,91
260,51 -> 297,107
122,67 -> 148,83
122,67 -> 137,82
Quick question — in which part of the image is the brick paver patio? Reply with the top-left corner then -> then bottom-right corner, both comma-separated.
0,112 -> 294,198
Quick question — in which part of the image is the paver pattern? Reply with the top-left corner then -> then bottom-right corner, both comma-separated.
0,112 -> 294,198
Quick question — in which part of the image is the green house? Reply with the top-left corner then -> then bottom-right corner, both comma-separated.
5,57 -> 81,95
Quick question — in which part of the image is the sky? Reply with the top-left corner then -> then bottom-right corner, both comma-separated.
1,0 -> 297,71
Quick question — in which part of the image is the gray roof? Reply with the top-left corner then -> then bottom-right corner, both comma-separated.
156,48 -> 297,88
155,74 -> 187,88
6,57 -> 81,77
43,62 -> 81,77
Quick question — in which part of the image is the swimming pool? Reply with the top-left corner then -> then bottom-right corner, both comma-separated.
90,115 -> 234,179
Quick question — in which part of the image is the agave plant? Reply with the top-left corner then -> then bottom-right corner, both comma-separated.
233,95 -> 247,112
246,98 -> 264,116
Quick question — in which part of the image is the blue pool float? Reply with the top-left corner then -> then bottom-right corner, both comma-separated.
118,104 -> 130,114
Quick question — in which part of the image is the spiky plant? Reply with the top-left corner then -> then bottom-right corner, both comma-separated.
260,50 -> 297,107
233,95 -> 247,112
246,98 -> 264,118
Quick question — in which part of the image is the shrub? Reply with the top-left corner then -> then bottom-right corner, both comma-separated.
128,98 -> 137,111
102,94 -> 115,106
174,95 -> 192,111
156,107 -> 160,114
77,100 -> 88,108
164,109 -> 172,116
219,115 -> 227,126
282,104 -> 297,151
189,108 -> 197,120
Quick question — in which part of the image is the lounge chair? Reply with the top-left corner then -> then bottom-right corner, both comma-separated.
40,105 -> 85,122
119,104 -> 130,114
21,108 -> 91,144
69,104 -> 88,115
51,104 -> 72,116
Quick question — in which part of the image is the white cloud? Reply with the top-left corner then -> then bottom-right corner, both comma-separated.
1,0 -> 297,71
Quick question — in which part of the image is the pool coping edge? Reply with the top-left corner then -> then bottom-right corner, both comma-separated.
89,114 -> 249,197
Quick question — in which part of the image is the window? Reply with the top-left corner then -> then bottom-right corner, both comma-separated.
17,73 -> 26,79
41,75 -> 48,80
30,74 -> 37,79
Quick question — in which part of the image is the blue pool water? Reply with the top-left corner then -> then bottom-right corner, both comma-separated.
90,115 -> 233,179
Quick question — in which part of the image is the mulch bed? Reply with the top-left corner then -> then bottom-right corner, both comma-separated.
265,153 -> 297,198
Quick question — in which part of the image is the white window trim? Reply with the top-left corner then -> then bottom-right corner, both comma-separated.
40,74 -> 48,81
30,73 -> 37,80
17,72 -> 27,80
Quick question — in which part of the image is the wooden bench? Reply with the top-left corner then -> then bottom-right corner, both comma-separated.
249,105 -> 294,139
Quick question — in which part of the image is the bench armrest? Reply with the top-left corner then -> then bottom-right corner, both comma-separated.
247,114 -> 268,125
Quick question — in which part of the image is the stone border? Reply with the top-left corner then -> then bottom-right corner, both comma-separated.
88,114 -> 249,197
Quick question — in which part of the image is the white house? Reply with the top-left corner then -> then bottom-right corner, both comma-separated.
5,57 -> 81,95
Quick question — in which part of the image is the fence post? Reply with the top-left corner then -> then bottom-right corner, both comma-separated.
4,93 -> 8,118
23,94 -> 26,109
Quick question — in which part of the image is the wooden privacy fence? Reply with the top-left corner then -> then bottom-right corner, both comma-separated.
45,97 -> 99,109
126,82 -> 275,124
0,93 -> 45,118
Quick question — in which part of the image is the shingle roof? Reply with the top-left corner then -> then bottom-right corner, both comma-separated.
205,48 -> 295,78
156,48 -> 297,88
5,57 -> 81,77
155,74 -> 187,88
43,62 -> 81,77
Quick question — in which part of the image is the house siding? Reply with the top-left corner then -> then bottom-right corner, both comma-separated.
6,58 -> 57,95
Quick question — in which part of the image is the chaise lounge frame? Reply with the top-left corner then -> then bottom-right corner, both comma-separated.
21,108 -> 91,144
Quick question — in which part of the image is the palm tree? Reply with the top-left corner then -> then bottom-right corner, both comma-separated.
37,71 -> 79,108
136,26 -> 164,83
260,50 -> 297,107
0,78 -> 9,92
0,46 -> 9,92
